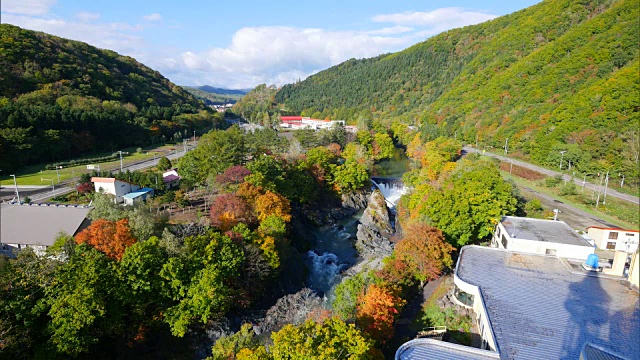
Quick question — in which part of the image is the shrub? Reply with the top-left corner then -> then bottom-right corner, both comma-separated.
544,175 -> 563,187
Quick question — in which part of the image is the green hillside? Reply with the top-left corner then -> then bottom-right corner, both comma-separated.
0,24 -> 223,170
273,0 -> 639,180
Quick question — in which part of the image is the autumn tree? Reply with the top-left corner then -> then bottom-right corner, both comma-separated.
254,190 -> 291,222
393,223 -> 454,286
75,218 -> 136,261
216,165 -> 251,186
356,284 -> 405,344
210,194 -> 252,231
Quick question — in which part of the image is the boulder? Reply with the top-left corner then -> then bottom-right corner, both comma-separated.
341,187 -> 370,211
355,190 -> 394,258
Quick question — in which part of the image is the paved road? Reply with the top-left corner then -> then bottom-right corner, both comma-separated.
463,146 -> 639,205
3,147 -> 193,204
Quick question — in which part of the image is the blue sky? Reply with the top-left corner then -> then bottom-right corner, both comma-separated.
1,0 -> 539,89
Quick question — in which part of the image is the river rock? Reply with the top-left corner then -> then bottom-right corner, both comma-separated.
355,189 -> 393,258
341,188 -> 370,211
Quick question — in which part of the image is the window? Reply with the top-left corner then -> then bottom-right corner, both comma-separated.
606,242 -> 616,250
454,285 -> 474,307
501,235 -> 508,249
625,233 -> 635,237
545,249 -> 557,256
608,232 -> 619,240
496,227 -> 501,238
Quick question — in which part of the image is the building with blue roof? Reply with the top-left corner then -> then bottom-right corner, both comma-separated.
122,187 -> 154,205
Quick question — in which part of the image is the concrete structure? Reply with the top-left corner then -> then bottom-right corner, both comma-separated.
0,203 -> 91,256
162,169 -> 181,189
396,246 -> 639,360
587,226 -> 639,253
492,216 -> 594,260
122,188 -> 154,206
91,177 -> 140,203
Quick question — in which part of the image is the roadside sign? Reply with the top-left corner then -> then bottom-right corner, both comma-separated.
87,165 -> 96,170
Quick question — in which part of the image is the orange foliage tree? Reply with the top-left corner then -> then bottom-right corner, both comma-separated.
356,284 -> 405,344
394,223 -> 455,286
254,191 -> 291,222
75,218 -> 136,260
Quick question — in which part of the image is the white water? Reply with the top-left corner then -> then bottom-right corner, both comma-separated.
371,179 -> 409,208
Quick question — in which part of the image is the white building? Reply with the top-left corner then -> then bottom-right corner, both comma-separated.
491,216 -> 594,261
122,188 -> 154,206
586,226 -> 639,253
91,177 -> 140,203
0,203 -> 91,256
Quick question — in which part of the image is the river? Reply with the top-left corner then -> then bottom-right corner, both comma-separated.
303,147 -> 411,298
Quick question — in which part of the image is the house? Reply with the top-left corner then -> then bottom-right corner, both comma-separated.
491,216 -> 594,260
396,246 -> 640,360
162,169 -> 181,189
279,116 -> 350,131
586,226 -> 639,253
0,203 -> 91,256
91,177 -> 140,203
122,188 -> 154,206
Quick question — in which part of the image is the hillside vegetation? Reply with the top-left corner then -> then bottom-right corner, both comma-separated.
0,24 -> 222,170
273,0 -> 639,183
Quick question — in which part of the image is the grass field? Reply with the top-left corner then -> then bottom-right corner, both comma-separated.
1,144 -> 177,186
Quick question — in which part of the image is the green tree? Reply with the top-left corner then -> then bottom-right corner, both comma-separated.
157,156 -> 172,171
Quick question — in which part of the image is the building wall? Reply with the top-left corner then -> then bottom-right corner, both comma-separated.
493,223 -> 594,260
588,228 -> 639,253
453,273 -> 498,352
94,180 -> 140,203
629,252 -> 639,288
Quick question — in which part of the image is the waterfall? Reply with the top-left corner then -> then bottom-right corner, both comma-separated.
371,177 -> 408,208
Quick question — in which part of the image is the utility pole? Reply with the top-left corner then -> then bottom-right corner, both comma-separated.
475,135 -> 478,148
596,173 -> 603,209
619,173 -> 625,188
605,171 -> 610,203
559,150 -> 566,170
193,131 -> 196,144
118,151 -> 124,172
504,138 -> 509,155
510,161 -> 513,173
10,174 -> 20,203
454,131 -> 457,140
582,174 -> 587,192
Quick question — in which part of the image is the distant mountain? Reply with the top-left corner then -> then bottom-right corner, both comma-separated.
196,86 -> 247,96
0,24 -> 222,170
183,86 -> 246,105
272,0 -> 639,178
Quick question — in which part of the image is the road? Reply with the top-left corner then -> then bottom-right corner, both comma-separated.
1,148 -> 193,204
463,146 -> 639,205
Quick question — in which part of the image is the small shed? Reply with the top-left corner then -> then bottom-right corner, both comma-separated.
122,188 -> 154,205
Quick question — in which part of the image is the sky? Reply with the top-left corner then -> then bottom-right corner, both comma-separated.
1,0 -> 539,89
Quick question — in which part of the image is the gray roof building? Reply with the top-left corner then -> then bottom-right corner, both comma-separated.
499,216 -> 592,246
1,203 -> 91,248
397,246 -> 640,360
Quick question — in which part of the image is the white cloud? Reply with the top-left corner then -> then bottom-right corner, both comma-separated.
75,11 -> 100,22
1,0 -> 56,16
143,13 -> 162,21
364,26 -> 413,36
3,14 -> 145,56
173,26 -> 410,88
372,7 -> 496,34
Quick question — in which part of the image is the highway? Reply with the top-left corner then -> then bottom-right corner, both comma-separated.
463,146 -> 639,205
2,147 -> 193,204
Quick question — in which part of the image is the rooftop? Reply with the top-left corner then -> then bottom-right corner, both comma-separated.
501,216 -> 592,247
457,246 -> 639,360
122,188 -> 154,199
396,338 -> 499,360
163,174 -> 180,182
1,203 -> 91,246
588,226 -> 639,233
91,176 -> 116,183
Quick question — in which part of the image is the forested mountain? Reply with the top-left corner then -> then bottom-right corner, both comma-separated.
182,86 -> 246,105
0,24 -> 223,170
273,0 -> 639,179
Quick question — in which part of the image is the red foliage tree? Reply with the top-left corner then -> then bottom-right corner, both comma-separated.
216,165 -> 251,185
76,182 -> 93,194
356,284 -> 405,344
394,223 -> 455,286
75,218 -> 136,260
210,194 -> 251,231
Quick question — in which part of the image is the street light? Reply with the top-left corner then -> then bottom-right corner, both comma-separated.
55,166 -> 62,182
10,174 -> 20,203
559,150 -> 567,170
